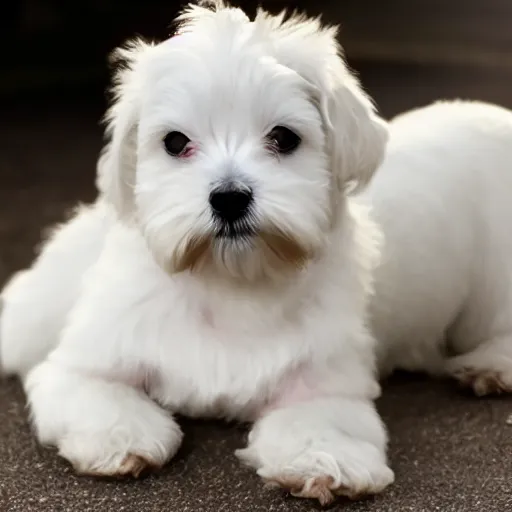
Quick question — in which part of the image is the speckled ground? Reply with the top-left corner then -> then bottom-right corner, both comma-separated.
1,64 -> 512,512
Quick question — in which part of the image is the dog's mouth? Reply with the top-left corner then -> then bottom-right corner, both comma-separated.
213,219 -> 258,241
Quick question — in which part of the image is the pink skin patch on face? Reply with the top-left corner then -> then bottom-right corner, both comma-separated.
180,144 -> 197,159
258,366 -> 323,418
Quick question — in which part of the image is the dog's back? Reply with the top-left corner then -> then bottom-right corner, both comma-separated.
366,100 -> 512,392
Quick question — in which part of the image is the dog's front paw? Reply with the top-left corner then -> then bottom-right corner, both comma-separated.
238,438 -> 393,505
236,405 -> 394,505
58,421 -> 182,478
26,361 -> 183,478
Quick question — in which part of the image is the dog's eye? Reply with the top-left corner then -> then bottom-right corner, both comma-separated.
267,126 -> 301,154
163,131 -> 191,156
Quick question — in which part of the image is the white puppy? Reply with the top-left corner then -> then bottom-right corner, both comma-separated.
0,2 -> 392,505
367,100 -> 512,393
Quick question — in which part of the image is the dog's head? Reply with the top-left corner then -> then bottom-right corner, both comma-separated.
97,1 -> 388,280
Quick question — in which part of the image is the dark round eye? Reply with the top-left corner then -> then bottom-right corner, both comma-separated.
163,131 -> 191,156
267,126 -> 301,154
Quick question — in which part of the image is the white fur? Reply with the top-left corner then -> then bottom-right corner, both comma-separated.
0,2 -> 391,504
366,100 -> 512,394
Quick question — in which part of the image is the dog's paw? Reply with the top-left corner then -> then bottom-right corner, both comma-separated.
26,361 -> 183,478
57,415 -> 183,478
261,470 -> 391,505
450,366 -> 512,396
76,453 -> 159,478
236,432 -> 394,505
446,344 -> 512,396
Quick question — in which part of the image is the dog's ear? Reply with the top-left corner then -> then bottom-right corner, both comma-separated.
257,12 -> 388,194
97,39 -> 152,219
318,54 -> 389,194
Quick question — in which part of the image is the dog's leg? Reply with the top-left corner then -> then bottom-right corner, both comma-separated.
25,359 -> 183,476
446,335 -> 512,396
236,397 -> 394,505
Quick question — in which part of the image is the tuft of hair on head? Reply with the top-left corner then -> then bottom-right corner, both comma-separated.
197,0 -> 227,10
174,0 -> 249,35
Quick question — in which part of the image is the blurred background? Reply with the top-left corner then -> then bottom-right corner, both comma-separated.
1,0 -> 512,278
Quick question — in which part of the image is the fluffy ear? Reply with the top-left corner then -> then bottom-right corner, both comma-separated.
322,59 -> 389,194
97,39 -> 152,219
256,11 -> 389,194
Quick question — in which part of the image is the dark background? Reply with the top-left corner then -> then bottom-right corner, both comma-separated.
1,1 -> 512,511
2,0 -> 512,107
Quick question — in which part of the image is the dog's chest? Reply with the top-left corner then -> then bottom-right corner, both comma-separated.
146,330 -> 302,420
138,284 -> 311,420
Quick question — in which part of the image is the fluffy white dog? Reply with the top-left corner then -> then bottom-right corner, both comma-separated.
0,2 -> 392,504
2,0 -> 512,506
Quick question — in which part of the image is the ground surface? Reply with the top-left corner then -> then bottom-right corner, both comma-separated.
1,63 -> 511,511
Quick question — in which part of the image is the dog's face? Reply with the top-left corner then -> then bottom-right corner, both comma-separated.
98,2 -> 388,280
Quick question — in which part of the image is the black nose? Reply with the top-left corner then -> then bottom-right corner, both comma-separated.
209,188 -> 253,222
